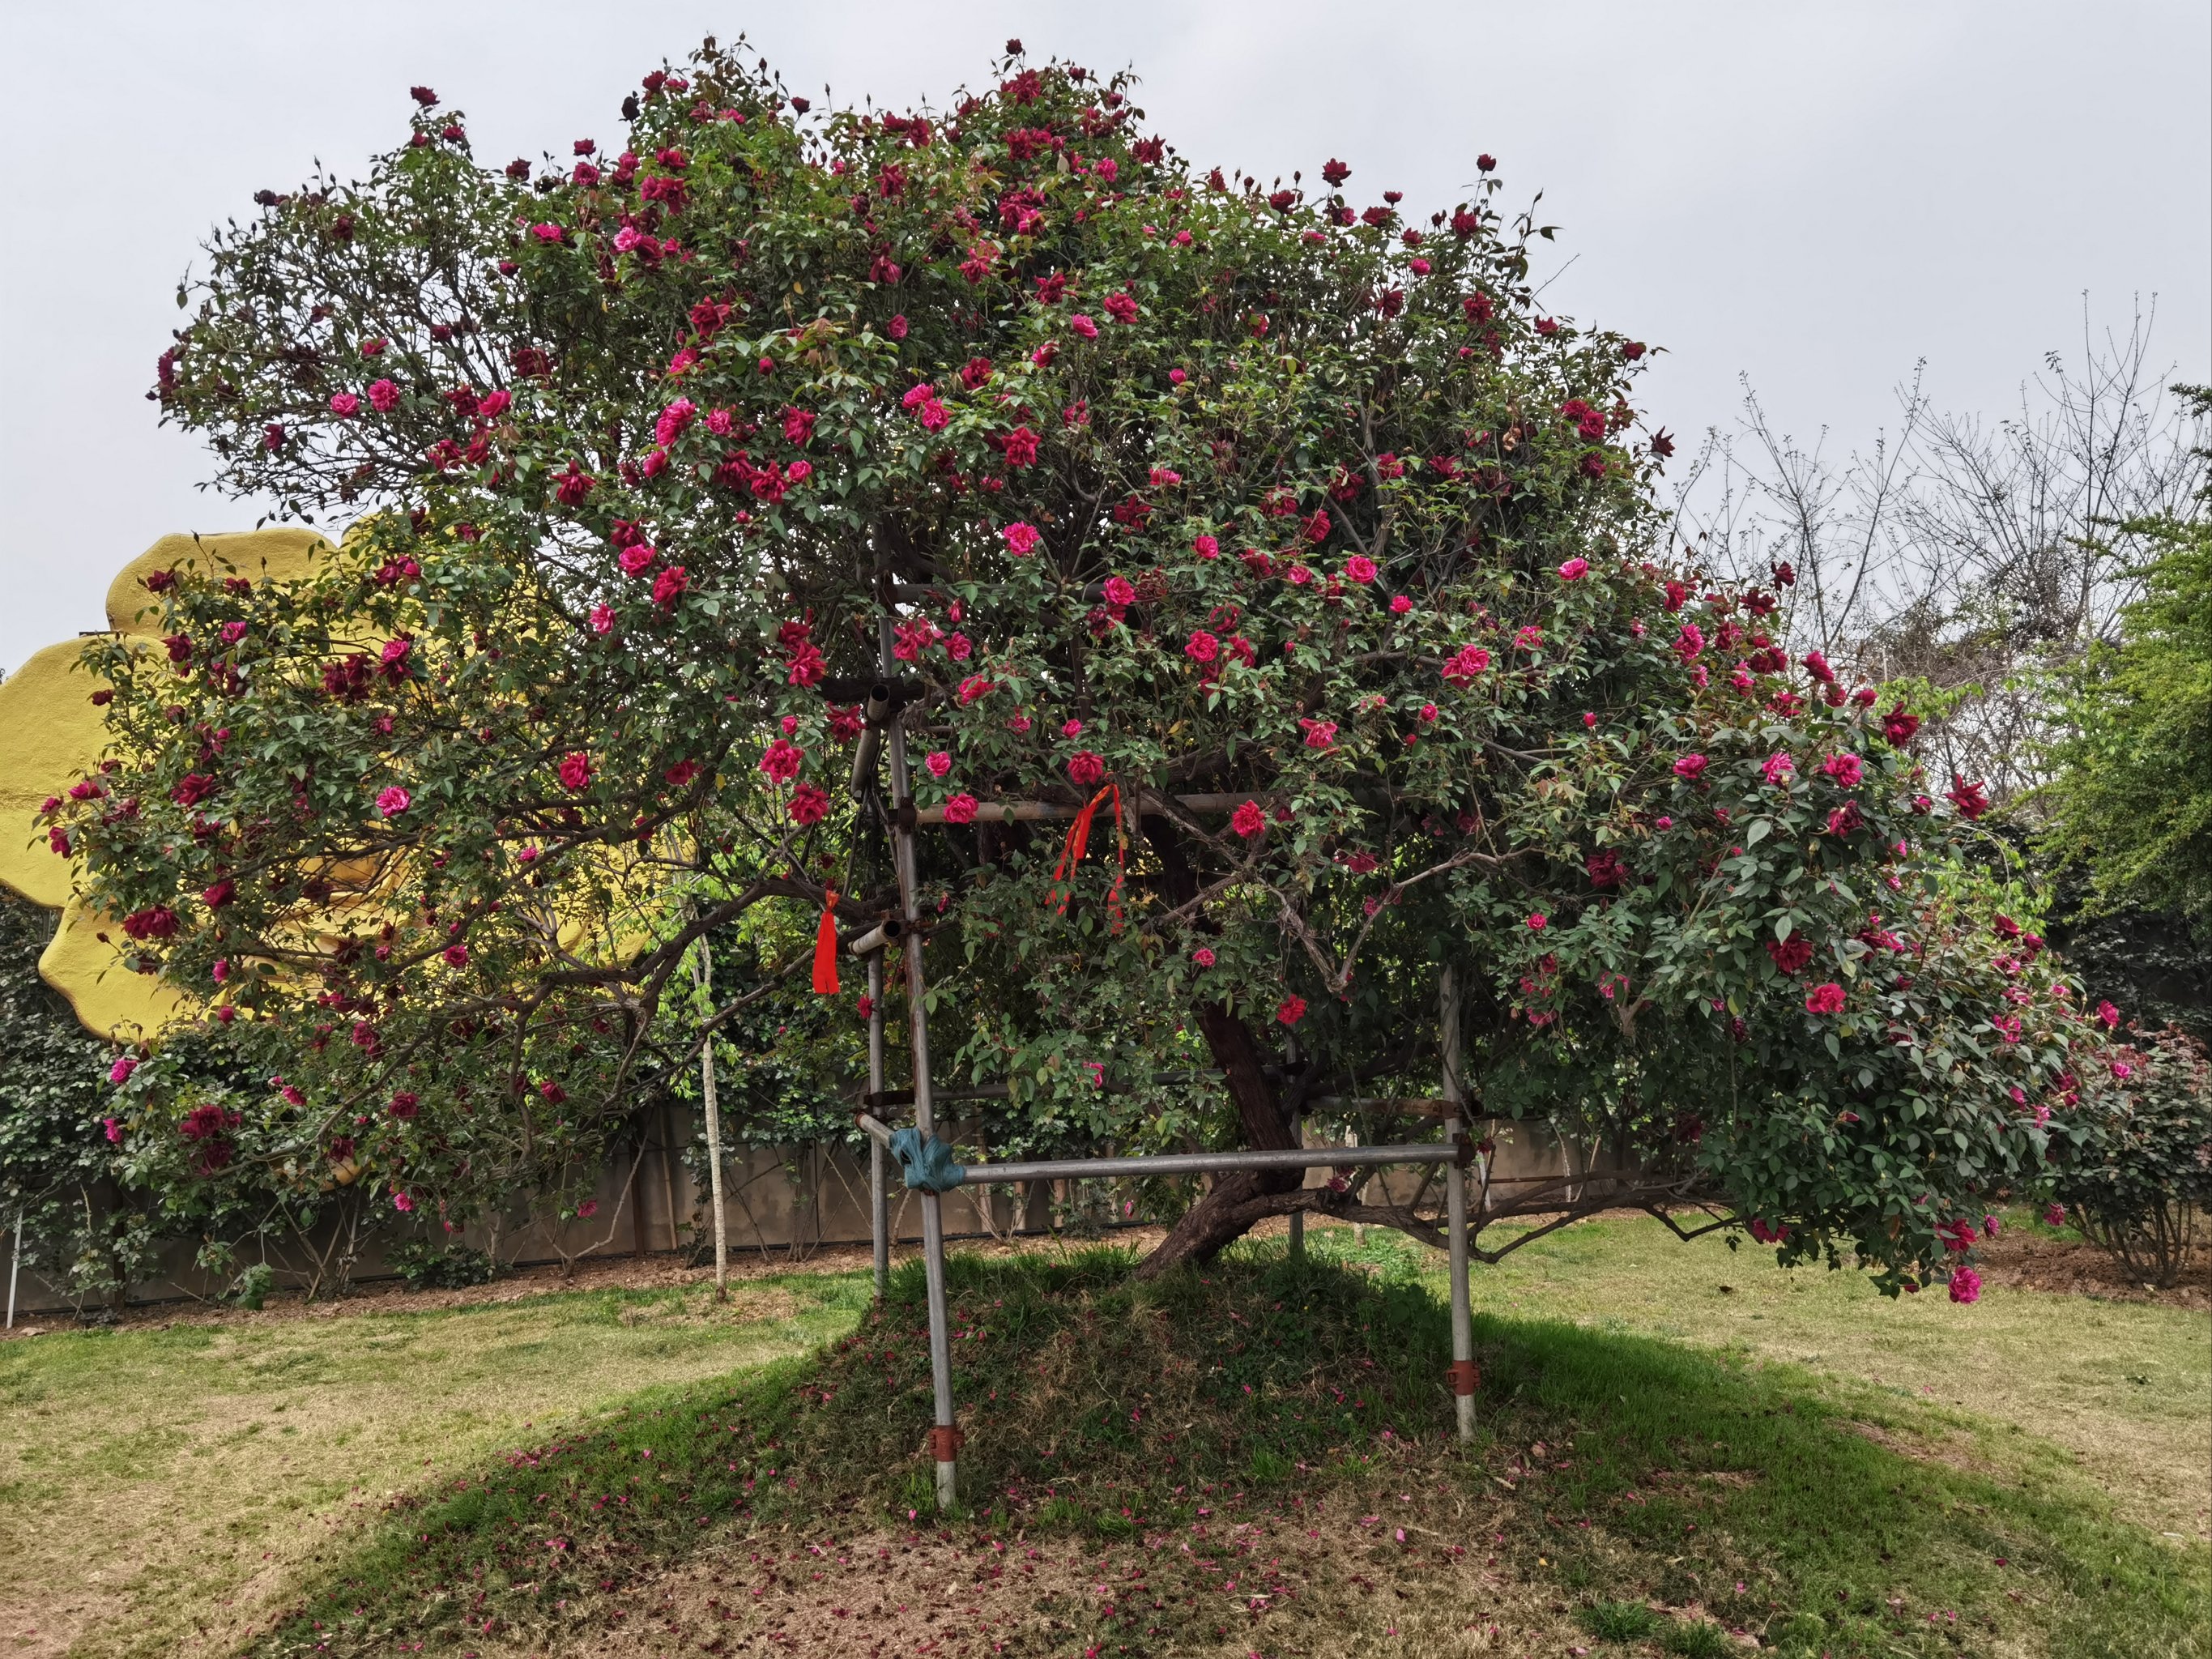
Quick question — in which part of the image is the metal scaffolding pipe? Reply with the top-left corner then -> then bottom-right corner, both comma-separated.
878,606 -> 960,1516
957,1142 -> 1460,1185
913,791 -> 1270,826
1442,966 -> 1477,1441
848,916 -> 906,957
867,956 -> 889,1303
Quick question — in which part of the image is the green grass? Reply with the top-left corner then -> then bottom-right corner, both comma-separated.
1442,1209 -> 2210,1538
241,1237 -> 2207,1659
0,1273 -> 864,1657
4,1218 -> 2203,1657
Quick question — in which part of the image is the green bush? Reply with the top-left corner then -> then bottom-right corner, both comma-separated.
2053,1024 -> 2212,1286
386,1239 -> 498,1291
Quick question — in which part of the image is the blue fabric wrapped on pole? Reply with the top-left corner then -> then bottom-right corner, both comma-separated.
889,1126 -> 966,1192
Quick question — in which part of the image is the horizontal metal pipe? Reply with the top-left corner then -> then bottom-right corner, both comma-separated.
912,792 -> 1272,826
857,1112 -> 896,1149
958,1141 -> 1459,1186
847,916 -> 906,957
926,1067 -> 1261,1103
1305,1096 -> 1456,1115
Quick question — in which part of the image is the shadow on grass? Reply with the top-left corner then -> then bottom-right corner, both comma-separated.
250,1247 -> 2206,1658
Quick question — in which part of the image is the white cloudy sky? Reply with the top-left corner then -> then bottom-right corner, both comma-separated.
1,0 -> 2204,673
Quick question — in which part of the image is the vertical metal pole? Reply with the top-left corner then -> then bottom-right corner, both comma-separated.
6,1212 -> 20,1330
1349,1126 -> 1366,1248
1441,966 -> 1476,1442
881,614 -> 959,1512
868,955 -> 889,1302
1284,1030 -> 1304,1262
695,933 -> 729,1302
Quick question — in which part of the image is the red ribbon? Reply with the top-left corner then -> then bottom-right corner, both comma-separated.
1052,783 -> 1127,930
812,885 -> 841,995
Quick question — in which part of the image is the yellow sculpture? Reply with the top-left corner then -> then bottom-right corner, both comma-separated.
0,529 -> 333,1039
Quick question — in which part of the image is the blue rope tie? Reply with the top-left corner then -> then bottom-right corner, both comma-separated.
889,1127 -> 966,1193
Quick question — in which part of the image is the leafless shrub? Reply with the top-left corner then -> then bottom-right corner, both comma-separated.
1668,303 -> 2206,806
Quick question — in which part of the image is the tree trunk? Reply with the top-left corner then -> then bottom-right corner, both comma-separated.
1133,1001 -> 1306,1277
1132,816 -> 1313,1278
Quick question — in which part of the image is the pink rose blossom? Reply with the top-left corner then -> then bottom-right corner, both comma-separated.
759,739 -> 803,783
944,794 -> 978,825
1440,644 -> 1491,686
376,786 -> 411,817
1558,557 -> 1589,581
558,753 -> 592,791
1805,982 -> 1847,1016
925,750 -> 953,778
1001,522 -> 1042,556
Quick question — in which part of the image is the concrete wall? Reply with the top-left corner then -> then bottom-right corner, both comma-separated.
5,1109 -> 1602,1316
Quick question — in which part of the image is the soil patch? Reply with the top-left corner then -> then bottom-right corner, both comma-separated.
1972,1226 -> 2210,1309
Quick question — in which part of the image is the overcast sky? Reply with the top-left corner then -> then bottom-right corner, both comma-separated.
1,1 -> 2204,674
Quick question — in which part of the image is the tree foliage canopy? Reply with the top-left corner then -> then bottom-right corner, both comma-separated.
2036,389 -> 2212,923
45,38 -> 2129,1290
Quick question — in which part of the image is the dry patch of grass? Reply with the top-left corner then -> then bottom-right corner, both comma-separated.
522,1508 -> 1592,1658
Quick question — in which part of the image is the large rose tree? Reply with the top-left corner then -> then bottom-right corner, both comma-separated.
55,38 -> 2101,1290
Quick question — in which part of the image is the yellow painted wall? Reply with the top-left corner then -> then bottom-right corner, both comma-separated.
0,641 -> 113,911
0,529 -> 331,1039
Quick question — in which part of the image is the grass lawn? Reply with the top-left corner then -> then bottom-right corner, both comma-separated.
1,1215 -> 2203,1658
1444,1213 -> 2210,1542
0,1269 -> 868,1657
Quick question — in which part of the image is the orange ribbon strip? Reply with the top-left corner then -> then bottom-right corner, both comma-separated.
1051,783 -> 1127,930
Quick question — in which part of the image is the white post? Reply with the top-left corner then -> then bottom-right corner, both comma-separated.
1441,966 -> 1477,1441
6,1212 -> 20,1331
695,934 -> 728,1302
868,954 -> 889,1301
882,613 -> 958,1513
